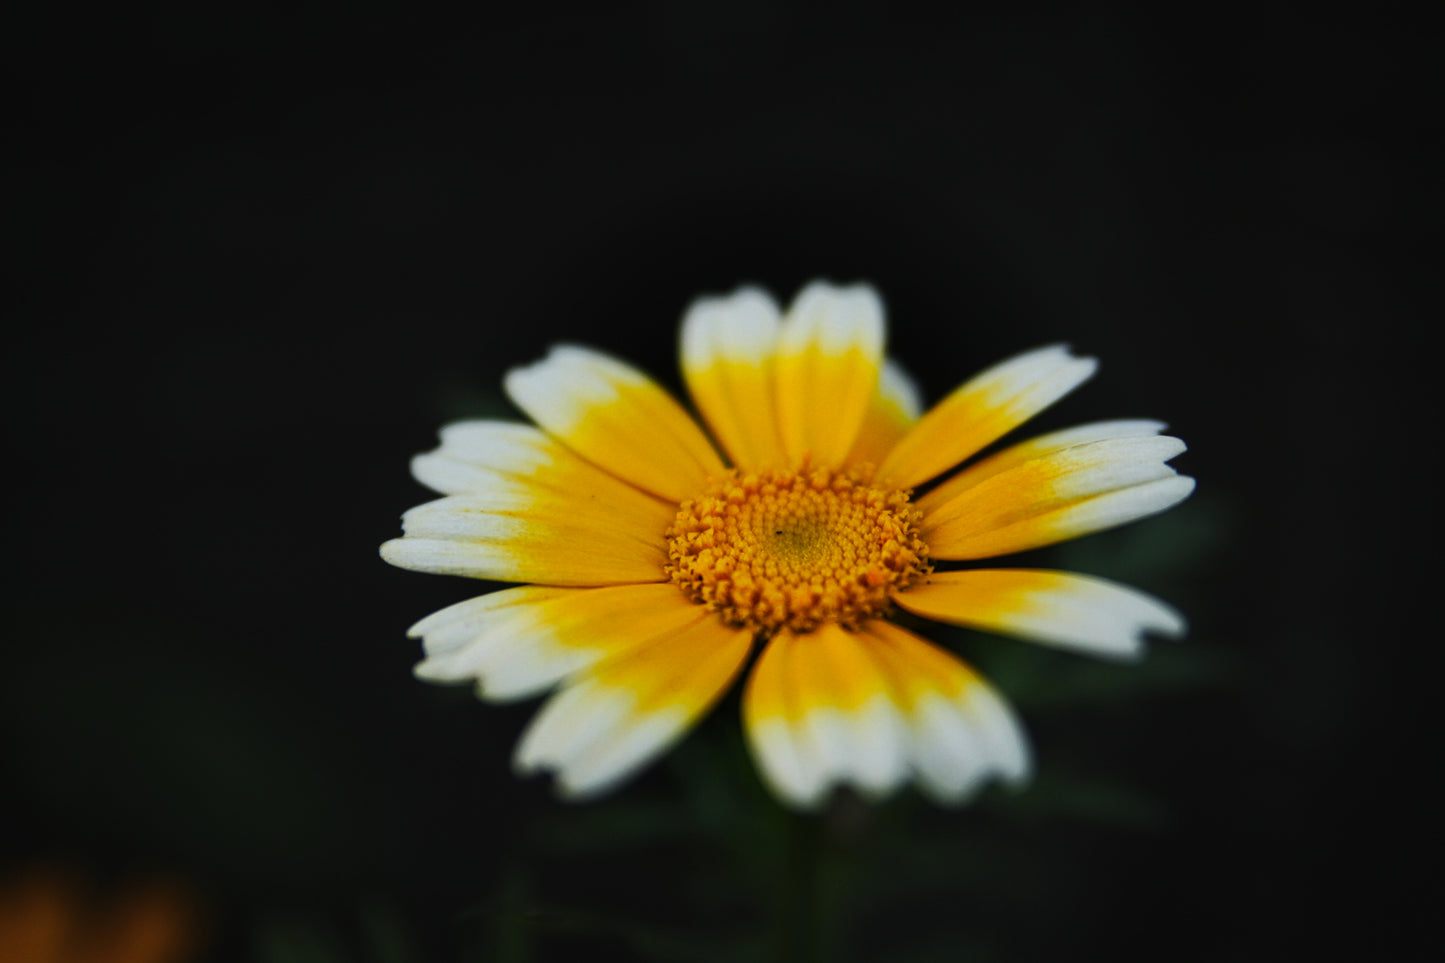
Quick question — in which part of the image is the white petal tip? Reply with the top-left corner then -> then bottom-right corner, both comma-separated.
411,661 -> 454,683
553,771 -> 628,802
785,281 -> 886,352
681,287 -> 783,366
1141,474 -> 1197,518
1147,622 -> 1187,645
766,782 -> 830,812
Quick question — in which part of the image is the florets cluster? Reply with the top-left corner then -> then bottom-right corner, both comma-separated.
666,464 -> 931,634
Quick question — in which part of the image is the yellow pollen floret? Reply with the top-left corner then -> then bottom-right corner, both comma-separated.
665,464 -> 931,634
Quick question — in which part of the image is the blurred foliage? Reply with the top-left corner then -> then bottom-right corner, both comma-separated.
15,0 -> 1412,952
3,492 -> 1230,963
6,640 -> 373,890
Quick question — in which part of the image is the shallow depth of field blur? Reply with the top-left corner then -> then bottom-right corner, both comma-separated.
5,8 -> 1427,962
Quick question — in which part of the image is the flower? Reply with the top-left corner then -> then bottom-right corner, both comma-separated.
0,865 -> 202,963
381,282 -> 1194,808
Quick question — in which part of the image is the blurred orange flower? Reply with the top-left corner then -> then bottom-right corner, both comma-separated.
0,866 -> 202,963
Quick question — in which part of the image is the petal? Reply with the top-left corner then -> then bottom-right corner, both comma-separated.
893,570 -> 1185,660
743,622 -> 1030,809
513,617 -> 753,799
738,631 -> 821,805
860,621 -> 1031,803
846,359 -> 924,466
410,420 -> 673,518
380,482 -> 672,585
504,345 -> 726,502
410,583 -> 708,701
742,625 -> 910,808
773,282 -> 885,468
920,435 -> 1195,559
410,420 -> 558,495
877,345 -> 1098,489
680,287 -> 789,469
916,419 -> 1168,516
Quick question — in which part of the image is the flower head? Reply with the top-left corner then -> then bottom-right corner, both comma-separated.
381,282 -> 1194,808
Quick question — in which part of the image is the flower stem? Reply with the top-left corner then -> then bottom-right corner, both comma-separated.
778,808 -> 824,963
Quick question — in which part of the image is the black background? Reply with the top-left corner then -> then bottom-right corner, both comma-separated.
6,7 -> 1433,962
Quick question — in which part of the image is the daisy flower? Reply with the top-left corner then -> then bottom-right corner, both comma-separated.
381,282 -> 1194,809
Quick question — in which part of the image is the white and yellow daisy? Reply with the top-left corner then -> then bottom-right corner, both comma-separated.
381,282 -> 1194,809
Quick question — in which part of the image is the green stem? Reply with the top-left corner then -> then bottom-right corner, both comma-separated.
778,809 -> 824,963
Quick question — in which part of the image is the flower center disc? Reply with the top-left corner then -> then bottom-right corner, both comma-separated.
666,466 -> 931,635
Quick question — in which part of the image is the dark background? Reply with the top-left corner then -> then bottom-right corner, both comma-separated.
5,8 -> 1432,962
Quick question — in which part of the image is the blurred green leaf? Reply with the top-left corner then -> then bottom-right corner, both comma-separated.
969,635 -> 1237,712
1050,493 -> 1232,585
7,638 -> 370,885
486,859 -> 537,963
513,900 -> 763,963
530,798 -> 695,855
984,768 -> 1170,831
253,914 -> 347,963
360,898 -> 419,963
